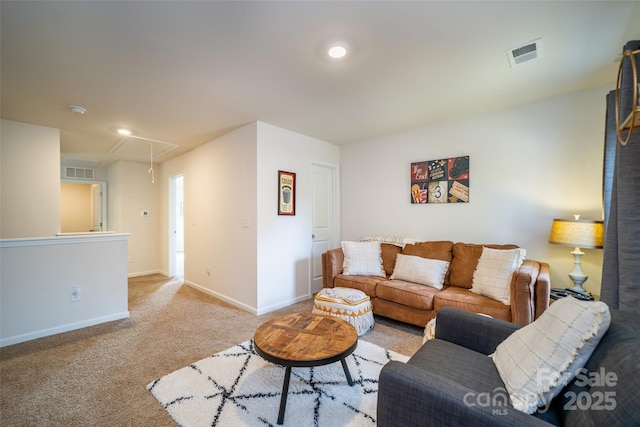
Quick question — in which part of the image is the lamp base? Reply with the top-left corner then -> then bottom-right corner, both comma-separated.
568,248 -> 589,295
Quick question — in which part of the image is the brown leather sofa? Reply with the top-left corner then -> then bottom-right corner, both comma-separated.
322,241 -> 551,327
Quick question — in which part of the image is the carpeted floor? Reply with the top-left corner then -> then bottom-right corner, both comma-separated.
0,274 -> 424,426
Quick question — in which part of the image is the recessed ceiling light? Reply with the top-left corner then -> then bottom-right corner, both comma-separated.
319,38 -> 356,62
118,129 -> 132,136
328,45 -> 347,59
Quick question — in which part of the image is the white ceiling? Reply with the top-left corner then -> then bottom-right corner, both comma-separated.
2,1 -> 639,166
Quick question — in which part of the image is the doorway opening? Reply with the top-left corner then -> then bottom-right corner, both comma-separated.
170,174 -> 185,279
60,179 -> 108,233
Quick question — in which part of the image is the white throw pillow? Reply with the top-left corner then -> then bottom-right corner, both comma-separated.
492,296 -> 611,414
341,241 -> 385,277
471,247 -> 526,305
390,254 -> 449,290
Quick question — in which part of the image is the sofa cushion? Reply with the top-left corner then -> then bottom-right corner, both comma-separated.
402,240 -> 454,285
376,280 -> 439,311
381,243 -> 402,276
341,241 -> 385,277
401,240 -> 454,261
373,298 -> 435,327
409,338 -> 506,394
493,296 -> 611,414
449,243 -> 519,289
390,254 -> 449,290
471,247 -> 526,304
333,274 -> 385,298
434,287 -> 511,321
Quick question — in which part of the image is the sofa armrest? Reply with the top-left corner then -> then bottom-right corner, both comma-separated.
509,260 -> 551,326
321,248 -> 344,288
510,259 -> 539,326
378,361 -> 550,427
534,262 -> 550,319
435,307 -> 520,355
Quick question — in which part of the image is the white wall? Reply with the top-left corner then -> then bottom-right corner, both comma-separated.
157,121 -> 339,315
0,119 -> 60,238
0,233 -> 130,347
179,123 -> 259,310
256,122 -> 340,313
108,160 -> 160,276
341,84 -> 609,297
0,120 -> 131,346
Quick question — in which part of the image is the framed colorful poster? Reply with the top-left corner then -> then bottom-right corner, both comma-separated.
410,161 -> 429,204
278,170 -> 296,215
411,156 -> 469,204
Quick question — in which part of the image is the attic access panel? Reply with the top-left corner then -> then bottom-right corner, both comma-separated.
108,136 -> 177,162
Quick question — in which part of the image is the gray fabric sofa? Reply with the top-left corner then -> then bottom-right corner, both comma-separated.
377,307 -> 640,426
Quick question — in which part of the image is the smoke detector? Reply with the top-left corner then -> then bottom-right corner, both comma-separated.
68,105 -> 86,114
507,38 -> 542,68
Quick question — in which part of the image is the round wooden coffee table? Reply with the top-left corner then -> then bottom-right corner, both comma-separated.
253,312 -> 358,425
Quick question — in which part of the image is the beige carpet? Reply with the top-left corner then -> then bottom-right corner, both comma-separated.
0,274 -> 424,426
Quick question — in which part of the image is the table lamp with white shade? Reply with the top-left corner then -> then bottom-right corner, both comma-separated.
548,215 -> 604,295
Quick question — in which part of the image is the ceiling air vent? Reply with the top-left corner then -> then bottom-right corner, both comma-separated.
65,167 -> 94,180
507,38 -> 542,68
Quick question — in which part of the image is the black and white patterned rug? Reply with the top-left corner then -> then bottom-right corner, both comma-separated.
147,339 -> 408,427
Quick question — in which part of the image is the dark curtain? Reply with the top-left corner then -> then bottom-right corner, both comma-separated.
601,40 -> 640,311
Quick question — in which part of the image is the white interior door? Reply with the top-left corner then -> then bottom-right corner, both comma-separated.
311,163 -> 338,294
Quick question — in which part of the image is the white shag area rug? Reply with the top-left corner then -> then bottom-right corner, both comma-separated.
147,339 -> 408,427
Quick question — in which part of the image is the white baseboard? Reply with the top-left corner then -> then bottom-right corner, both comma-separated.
128,269 -> 162,278
184,280 -> 311,316
256,294 -> 311,315
185,280 -> 258,314
0,311 -> 130,348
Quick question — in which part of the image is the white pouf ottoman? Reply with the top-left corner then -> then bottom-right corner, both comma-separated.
423,312 -> 493,343
423,317 -> 437,343
313,287 -> 374,336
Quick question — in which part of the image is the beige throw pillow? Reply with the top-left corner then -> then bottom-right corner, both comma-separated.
492,296 -> 611,414
390,254 -> 449,289
341,241 -> 385,277
471,247 -> 526,304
